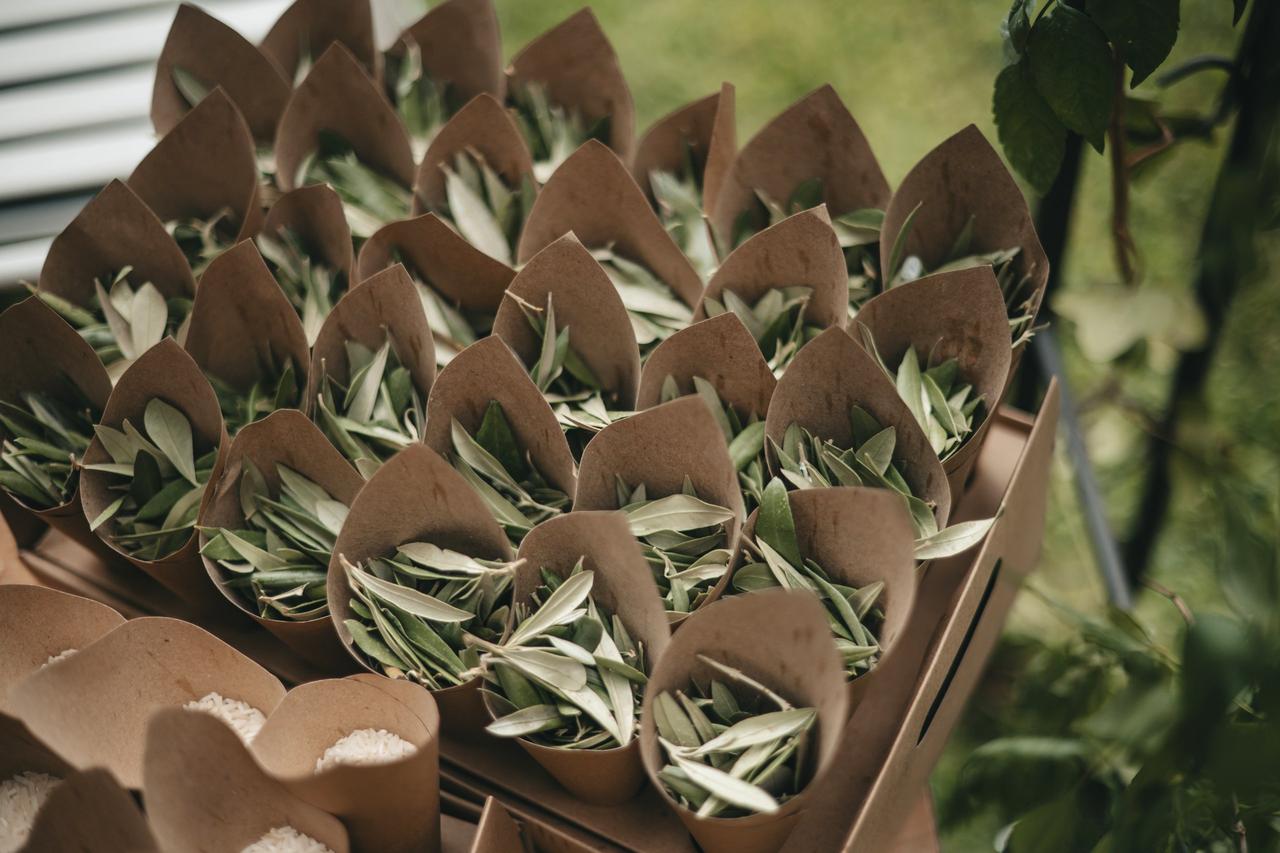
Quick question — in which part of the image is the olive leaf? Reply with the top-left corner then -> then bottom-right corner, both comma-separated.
590,245 -> 692,352
663,375 -> 770,514
166,208 -> 239,276
300,130 -> 411,240
703,286 -> 822,375
509,80 -> 611,183
384,39 -> 452,157
258,227 -> 346,346
0,386 -> 99,510
647,139 -> 717,277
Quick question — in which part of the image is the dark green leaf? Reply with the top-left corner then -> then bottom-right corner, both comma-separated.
1029,5 -> 1114,151
1087,0 -> 1180,86
994,58 -> 1068,195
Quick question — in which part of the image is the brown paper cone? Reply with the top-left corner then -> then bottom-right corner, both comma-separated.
251,677 -> 441,853
492,233 -> 641,409
764,326 -> 952,529
877,124 -> 1049,367
358,213 -> 515,313
38,179 -> 195,310
424,336 -> 577,500
78,339 -> 231,606
151,3 -> 291,143
275,44 -> 414,195
855,265 -> 1013,501
695,207 -> 847,334
0,500 -> 31,575
263,184 -> 356,285
710,85 -> 889,252
633,82 -> 736,220
304,263 -> 436,415
260,0 -> 378,83
7,616 -> 285,789
184,239 -> 311,401
0,297 -> 115,556
0,585 -> 124,706
480,511 -> 671,805
198,410 -> 363,671
395,0 -> 504,109
516,141 -> 703,309
21,767 -> 160,853
635,313 -> 775,420
144,708 -> 350,853
128,88 -> 264,242
506,8 -> 635,163
414,93 -> 536,213
638,589 -> 850,853
326,444 -> 513,736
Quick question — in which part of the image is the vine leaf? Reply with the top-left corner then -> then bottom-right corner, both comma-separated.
993,58 -> 1067,195
1028,5 -> 1113,152
1087,0 -> 1181,87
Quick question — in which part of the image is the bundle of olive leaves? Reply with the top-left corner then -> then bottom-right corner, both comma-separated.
481,566 -> 647,750
437,150 -> 536,268
389,249 -> 488,368
647,142 -> 717,278
257,228 -> 347,345
590,246 -> 692,352
167,207 -> 239,276
300,130 -> 412,241
206,355 -> 301,436
0,386 -> 99,510
509,81 -> 610,183
703,287 -> 821,375
384,40 -> 452,157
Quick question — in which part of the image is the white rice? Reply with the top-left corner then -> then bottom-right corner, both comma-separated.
240,825 -> 333,853
41,648 -> 77,668
314,728 -> 415,773
183,692 -> 266,744
0,772 -> 61,853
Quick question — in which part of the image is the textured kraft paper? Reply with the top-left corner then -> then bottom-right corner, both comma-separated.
468,796 -> 597,853
304,264 -> 436,416
275,44 -> 414,195
358,213 -> 515,313
144,708 -> 350,853
479,511 -> 671,805
394,0 -> 504,109
0,298 -> 114,556
0,585 -> 124,706
424,336 -> 577,500
695,206 -> 847,333
21,767 -> 160,853
77,340 -> 230,606
709,85 -> 890,251
635,313 -> 775,419
414,93 -> 536,213
506,8 -> 635,163
128,88 -> 263,242
260,0 -> 378,83
151,3 -> 291,142
878,124 -> 1050,367
638,589 -> 850,853
855,265 -> 1013,502
733,487 -> 916,712
764,326 -> 952,529
7,616 -> 285,789
633,82 -> 736,220
198,410 -> 363,671
38,179 -> 195,310
515,141 -> 703,310
326,444 -> 513,737
263,183 -> 356,286
251,677 -> 441,853
184,240 -> 311,400
492,233 -> 641,409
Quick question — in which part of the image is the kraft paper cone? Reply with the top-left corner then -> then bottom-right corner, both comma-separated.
8,616 -> 285,789
0,499 -> 31,575
260,0 -> 378,83
638,590 -> 849,853
507,8 -> 635,163
263,184 -> 356,285
855,266 -> 1013,501
481,511 -> 671,805
394,0 -> 505,116
145,708 -> 350,853
326,445 -> 513,736
710,85 -> 889,251
251,677 -> 441,853
275,44 -> 414,194
516,141 -> 703,310
764,327 -> 951,529
358,213 -> 514,313
78,339 -> 231,607
492,234 -> 641,409
0,298 -> 114,556
424,336 -> 577,500
304,264 -> 436,415
0,585 -> 124,706
636,313 -> 775,419
199,410 -> 363,671
414,94 -> 536,213
878,125 -> 1049,363
38,179 -> 194,311
695,207 -> 847,333
633,82 -> 736,219
129,88 -> 263,242
151,3 -> 291,142
184,240 -> 310,403
21,767 -> 160,853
